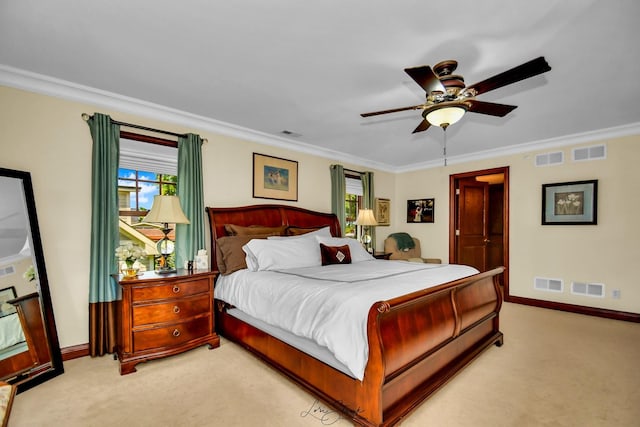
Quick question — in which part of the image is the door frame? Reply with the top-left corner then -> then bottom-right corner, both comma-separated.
449,166 -> 510,296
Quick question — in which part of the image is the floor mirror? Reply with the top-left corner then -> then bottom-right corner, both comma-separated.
0,167 -> 64,392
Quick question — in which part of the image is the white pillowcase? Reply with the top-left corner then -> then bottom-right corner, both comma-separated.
243,237 -> 322,271
267,226 -> 332,240
315,236 -> 374,263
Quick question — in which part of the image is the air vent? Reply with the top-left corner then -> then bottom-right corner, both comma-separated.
0,265 -> 16,278
280,130 -> 302,138
535,151 -> 564,167
534,277 -> 563,292
571,281 -> 605,298
572,144 -> 606,162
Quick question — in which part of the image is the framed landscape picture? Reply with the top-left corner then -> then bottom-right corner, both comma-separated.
375,198 -> 390,226
407,198 -> 434,223
542,179 -> 597,225
0,286 -> 17,317
253,153 -> 298,201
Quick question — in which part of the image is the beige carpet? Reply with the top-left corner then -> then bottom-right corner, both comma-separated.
9,303 -> 640,426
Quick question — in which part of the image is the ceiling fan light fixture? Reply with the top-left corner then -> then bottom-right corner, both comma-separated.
424,104 -> 467,128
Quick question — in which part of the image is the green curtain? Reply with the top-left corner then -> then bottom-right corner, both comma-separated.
362,171 -> 376,251
176,133 -> 205,269
330,164 -> 346,236
86,113 -> 120,357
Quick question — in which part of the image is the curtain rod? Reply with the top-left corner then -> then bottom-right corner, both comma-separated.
344,168 -> 364,175
81,113 -> 208,143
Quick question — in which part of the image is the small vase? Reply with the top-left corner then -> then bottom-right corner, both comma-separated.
122,264 -> 139,278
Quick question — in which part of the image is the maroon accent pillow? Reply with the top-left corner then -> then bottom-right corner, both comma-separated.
320,243 -> 352,266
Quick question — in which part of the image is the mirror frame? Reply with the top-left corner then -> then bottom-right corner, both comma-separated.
0,167 -> 64,392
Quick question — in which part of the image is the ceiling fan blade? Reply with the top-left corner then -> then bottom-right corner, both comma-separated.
412,119 -> 431,133
360,104 -> 424,117
404,65 -> 446,93
465,56 -> 551,96
466,100 -> 518,117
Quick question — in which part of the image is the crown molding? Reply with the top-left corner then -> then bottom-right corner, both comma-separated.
2,64 -> 638,175
0,65 -> 392,172
396,122 -> 640,173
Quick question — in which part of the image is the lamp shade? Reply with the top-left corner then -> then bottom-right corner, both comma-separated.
356,209 -> 378,226
425,105 -> 467,128
143,195 -> 190,224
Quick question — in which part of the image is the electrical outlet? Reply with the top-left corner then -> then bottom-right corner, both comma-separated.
612,289 -> 621,299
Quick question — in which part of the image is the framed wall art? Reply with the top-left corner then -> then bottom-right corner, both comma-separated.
407,198 -> 434,223
253,153 -> 298,201
375,198 -> 390,226
0,286 -> 17,317
542,179 -> 597,225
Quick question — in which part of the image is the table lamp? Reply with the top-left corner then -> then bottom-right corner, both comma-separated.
143,195 -> 190,273
356,208 -> 378,253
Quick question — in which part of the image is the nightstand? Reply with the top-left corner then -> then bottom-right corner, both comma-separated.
374,252 -> 392,260
115,269 -> 220,375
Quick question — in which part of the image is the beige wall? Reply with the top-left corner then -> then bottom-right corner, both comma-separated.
0,86 -> 393,347
0,257 -> 38,297
0,85 -> 637,349
394,135 -> 640,314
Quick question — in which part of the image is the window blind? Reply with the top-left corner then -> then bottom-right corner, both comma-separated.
345,176 -> 363,196
119,138 -> 178,175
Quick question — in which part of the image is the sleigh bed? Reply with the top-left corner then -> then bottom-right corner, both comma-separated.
207,204 -> 504,426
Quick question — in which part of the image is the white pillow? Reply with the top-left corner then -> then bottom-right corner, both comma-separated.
314,236 -> 374,263
243,237 -> 322,271
267,226 -> 332,240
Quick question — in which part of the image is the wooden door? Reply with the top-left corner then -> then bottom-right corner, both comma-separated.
487,184 -> 505,273
457,179 -> 489,271
450,167 -> 508,290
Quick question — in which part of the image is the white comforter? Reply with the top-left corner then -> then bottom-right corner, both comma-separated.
215,260 -> 479,380
0,313 -> 26,350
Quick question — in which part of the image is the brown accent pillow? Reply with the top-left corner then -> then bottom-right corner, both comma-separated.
286,225 -> 322,236
216,235 -> 267,275
320,243 -> 352,266
224,224 -> 287,237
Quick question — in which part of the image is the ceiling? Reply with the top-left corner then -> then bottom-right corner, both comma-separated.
1,1 -> 639,172
0,177 -> 29,261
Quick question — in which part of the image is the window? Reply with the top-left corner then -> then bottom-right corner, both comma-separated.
117,134 -> 178,271
345,174 -> 363,238
118,169 -> 177,224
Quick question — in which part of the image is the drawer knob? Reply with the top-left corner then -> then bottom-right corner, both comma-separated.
173,305 -> 180,314
172,285 -> 181,293
172,329 -> 181,337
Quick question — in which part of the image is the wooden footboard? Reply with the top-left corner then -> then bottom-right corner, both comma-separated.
216,266 -> 504,427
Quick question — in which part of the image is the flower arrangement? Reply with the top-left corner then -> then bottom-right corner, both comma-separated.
115,243 -> 146,268
23,264 -> 36,282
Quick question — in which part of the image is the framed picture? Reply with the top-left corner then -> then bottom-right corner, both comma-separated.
253,153 -> 298,201
542,180 -> 597,225
375,198 -> 390,226
0,286 -> 17,317
407,198 -> 434,223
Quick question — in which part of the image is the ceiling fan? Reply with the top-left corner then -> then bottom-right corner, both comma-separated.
361,56 -> 551,133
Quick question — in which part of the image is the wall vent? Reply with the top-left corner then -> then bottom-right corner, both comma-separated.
0,265 -> 16,278
572,144 -> 606,162
571,281 -> 605,298
535,151 -> 564,167
534,277 -> 563,292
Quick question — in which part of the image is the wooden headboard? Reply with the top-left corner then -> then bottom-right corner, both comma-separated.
205,204 -> 342,271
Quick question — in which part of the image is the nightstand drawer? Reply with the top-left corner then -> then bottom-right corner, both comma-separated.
133,315 -> 211,353
131,277 -> 210,302
132,294 -> 211,327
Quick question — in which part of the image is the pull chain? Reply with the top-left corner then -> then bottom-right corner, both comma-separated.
442,126 -> 448,166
